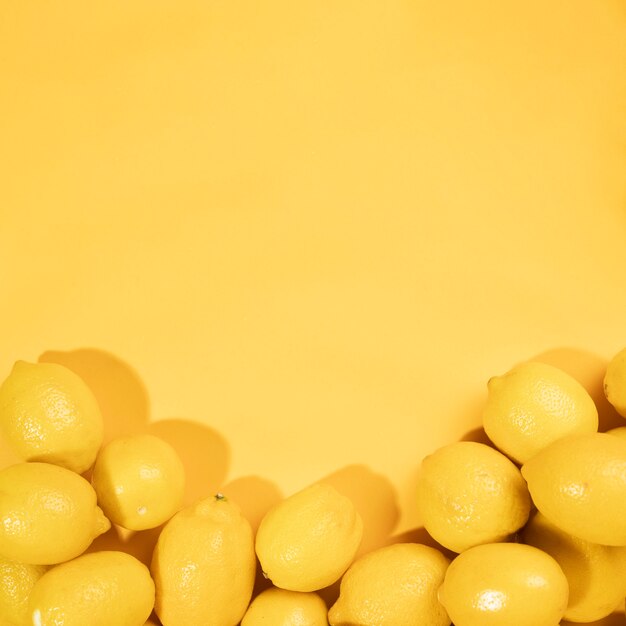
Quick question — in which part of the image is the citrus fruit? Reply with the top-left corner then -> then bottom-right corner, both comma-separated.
328,542 -> 450,626
29,550 -> 154,626
151,493 -> 255,626
91,434 -> 185,530
438,542 -> 569,626
604,347 -> 626,417
255,483 -> 363,592
0,462 -> 110,564
241,587 -> 329,626
522,511 -> 626,622
482,361 -> 598,464
521,432 -> 626,546
0,360 -> 104,474
0,556 -> 47,626
415,441 -> 530,552
606,426 -> 626,440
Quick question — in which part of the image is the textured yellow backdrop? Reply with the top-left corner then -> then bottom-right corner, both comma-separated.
1,1 -> 626,615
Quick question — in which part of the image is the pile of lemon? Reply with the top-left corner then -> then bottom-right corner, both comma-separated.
1,350 -> 626,626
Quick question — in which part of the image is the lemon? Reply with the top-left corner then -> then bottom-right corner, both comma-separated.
151,493 -> 255,626
328,542 -> 450,626
255,483 -> 363,592
91,434 -> 185,531
521,432 -> 626,546
0,556 -> 47,626
241,587 -> 329,626
439,542 -> 569,626
607,426 -> 626,440
415,441 -> 530,553
604,348 -> 626,417
29,550 -> 155,626
0,361 -> 104,474
0,462 -> 110,564
522,511 -> 626,623
482,361 -> 598,464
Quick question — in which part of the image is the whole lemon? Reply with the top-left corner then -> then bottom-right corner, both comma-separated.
255,483 -> 363,592
439,542 -> 569,626
0,462 -> 110,564
29,550 -> 155,626
328,542 -> 450,626
91,434 -> 185,530
241,587 -> 329,626
151,493 -> 255,626
482,361 -> 598,464
522,511 -> 626,622
0,556 -> 47,626
521,432 -> 626,546
415,441 -> 530,553
604,347 -> 626,417
0,361 -> 104,474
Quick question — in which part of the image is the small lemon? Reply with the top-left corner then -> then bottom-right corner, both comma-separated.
151,493 -> 255,626
522,511 -> 626,622
604,347 -> 626,417
328,543 -> 450,626
415,441 -> 530,553
255,483 -> 363,592
0,556 -> 47,626
91,434 -> 185,530
439,542 -> 569,626
0,462 -> 110,564
0,361 -> 104,474
482,361 -> 598,464
29,550 -> 155,626
521,432 -> 626,546
241,587 -> 329,626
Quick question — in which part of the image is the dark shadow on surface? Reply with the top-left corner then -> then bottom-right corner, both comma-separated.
147,418 -> 230,507
318,464 -> 400,559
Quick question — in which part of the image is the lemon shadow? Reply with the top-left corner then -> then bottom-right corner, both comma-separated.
146,418 -> 230,507
531,347 -> 623,432
561,611 -> 625,626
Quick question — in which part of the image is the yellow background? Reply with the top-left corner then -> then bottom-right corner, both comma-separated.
1,0 -> 626,619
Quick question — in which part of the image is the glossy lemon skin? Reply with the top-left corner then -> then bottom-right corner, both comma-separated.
91,434 -> 185,530
255,483 -> 363,592
151,494 -> 256,626
0,361 -> 104,474
521,432 -> 626,546
0,462 -> 110,565
328,542 -> 450,626
483,361 -> 598,465
241,587 -> 329,626
415,441 -> 530,553
28,550 -> 155,626
522,511 -> 626,622
439,542 -> 568,626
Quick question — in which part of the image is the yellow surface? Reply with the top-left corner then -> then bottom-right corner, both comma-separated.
0,0 -> 625,592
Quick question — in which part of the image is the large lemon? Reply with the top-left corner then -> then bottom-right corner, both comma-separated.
483,361 -> 598,464
0,462 -> 110,564
415,441 -> 530,552
29,550 -> 155,626
255,483 -> 363,592
521,432 -> 626,546
0,361 -> 103,474
328,542 -> 450,626
151,493 -> 255,626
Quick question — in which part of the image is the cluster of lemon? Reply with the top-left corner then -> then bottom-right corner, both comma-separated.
1,350 -> 626,626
